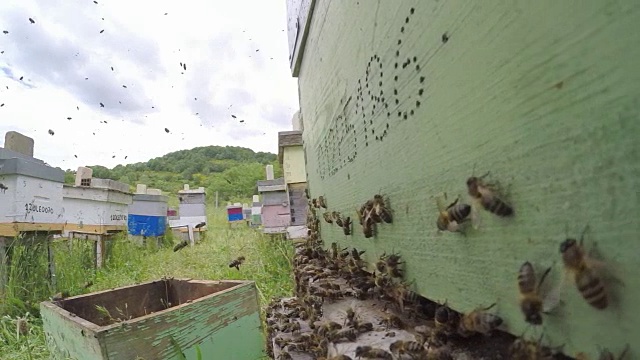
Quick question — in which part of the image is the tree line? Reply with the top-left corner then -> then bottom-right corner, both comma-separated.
64,145 -> 282,202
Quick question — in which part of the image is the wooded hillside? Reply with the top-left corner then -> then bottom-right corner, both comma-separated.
64,145 -> 281,201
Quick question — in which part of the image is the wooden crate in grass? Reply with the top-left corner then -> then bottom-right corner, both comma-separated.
41,278 -> 264,360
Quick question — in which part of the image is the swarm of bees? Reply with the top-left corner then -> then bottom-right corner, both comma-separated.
291,171 -> 620,359
268,198 -> 470,359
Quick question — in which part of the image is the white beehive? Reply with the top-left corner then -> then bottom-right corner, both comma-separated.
0,132 -> 65,237
169,184 -> 207,241
62,167 -> 133,236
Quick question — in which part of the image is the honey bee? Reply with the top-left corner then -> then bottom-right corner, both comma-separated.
351,248 -> 365,260
426,346 -> 454,360
229,256 -> 245,270
576,344 -> 630,360
312,288 -> 343,300
356,204 -> 366,225
355,346 -> 393,360
316,321 -> 342,337
518,261 -> 552,325
323,212 -> 334,224
318,195 -> 327,208
312,198 -> 319,208
457,302 -> 503,337
560,227 -> 608,309
363,217 -> 375,238
436,195 -> 472,232
372,194 -> 393,223
466,171 -> 514,217
389,340 -> 427,358
377,253 -> 403,278
432,302 -> 458,343
381,313 -> 405,330
509,334 -> 555,360
286,342 -> 309,352
329,327 -> 358,342
273,336 -> 289,349
343,216 -> 352,235
599,344 -> 630,360
277,351 -> 293,360
173,240 -> 189,252
342,303 -> 359,326
332,211 -> 344,227
354,321 -> 373,333
317,282 -> 341,291
281,321 -> 302,333
308,335 -> 328,356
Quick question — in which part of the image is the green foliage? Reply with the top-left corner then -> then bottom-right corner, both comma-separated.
0,206 -> 294,359
64,146 -> 278,201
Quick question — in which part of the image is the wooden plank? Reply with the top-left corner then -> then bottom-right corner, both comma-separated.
0,222 -> 65,237
64,224 -> 126,235
297,0 -> 640,357
286,0 -> 316,76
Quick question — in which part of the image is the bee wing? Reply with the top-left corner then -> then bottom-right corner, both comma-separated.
469,202 -> 482,230
542,270 -> 567,313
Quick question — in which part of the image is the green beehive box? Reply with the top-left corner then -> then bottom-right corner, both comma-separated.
40,279 -> 264,360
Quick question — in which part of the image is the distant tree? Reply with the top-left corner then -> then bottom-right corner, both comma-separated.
74,145 -> 278,198
64,171 -> 76,184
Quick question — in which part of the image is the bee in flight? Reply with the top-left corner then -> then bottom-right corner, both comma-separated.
466,170 -> 514,219
435,194 -> 472,233
228,256 -> 246,270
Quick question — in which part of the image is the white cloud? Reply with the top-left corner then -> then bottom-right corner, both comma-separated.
0,0 -> 298,170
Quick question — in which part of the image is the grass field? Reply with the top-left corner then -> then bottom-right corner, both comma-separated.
0,206 -> 294,360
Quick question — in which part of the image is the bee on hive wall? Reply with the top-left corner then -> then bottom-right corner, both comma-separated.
466,171 -> 514,221
372,194 -> 393,223
342,216 -> 352,235
518,261 -> 552,325
435,194 -> 472,233
559,226 -> 610,310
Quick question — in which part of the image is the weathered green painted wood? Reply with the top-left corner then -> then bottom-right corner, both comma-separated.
42,301 -> 104,360
296,0 -> 640,358
41,280 -> 264,360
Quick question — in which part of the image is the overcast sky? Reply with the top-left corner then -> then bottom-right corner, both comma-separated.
0,0 -> 299,170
